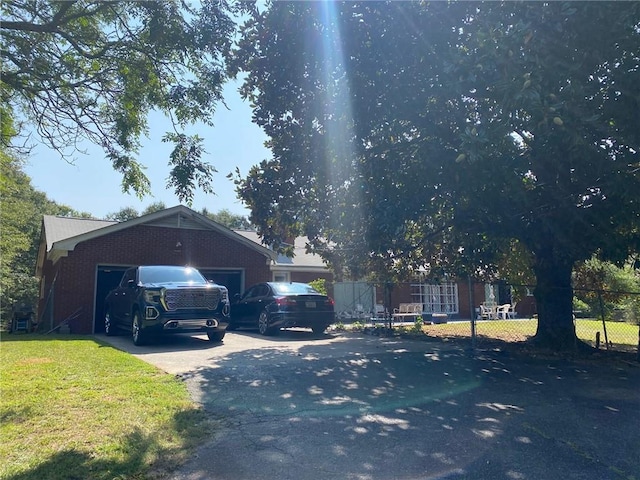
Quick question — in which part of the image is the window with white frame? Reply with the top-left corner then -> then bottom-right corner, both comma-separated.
411,282 -> 459,314
273,271 -> 290,283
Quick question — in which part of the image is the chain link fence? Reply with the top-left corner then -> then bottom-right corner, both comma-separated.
466,285 -> 639,354
331,280 -> 640,357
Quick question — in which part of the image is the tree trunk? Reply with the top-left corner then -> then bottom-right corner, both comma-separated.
531,251 -> 583,351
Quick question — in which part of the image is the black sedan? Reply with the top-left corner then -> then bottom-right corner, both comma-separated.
229,282 -> 335,335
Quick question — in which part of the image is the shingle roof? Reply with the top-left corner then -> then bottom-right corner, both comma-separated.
42,216 -> 116,251
41,207 -> 327,270
234,231 -> 327,268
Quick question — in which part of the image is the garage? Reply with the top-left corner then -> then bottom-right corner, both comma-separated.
200,269 -> 244,299
94,266 -> 128,334
36,206 -> 278,334
92,266 -> 245,334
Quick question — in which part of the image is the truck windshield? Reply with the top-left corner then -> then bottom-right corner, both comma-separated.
139,266 -> 206,284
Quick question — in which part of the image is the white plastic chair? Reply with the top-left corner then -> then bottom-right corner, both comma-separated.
479,304 -> 493,320
496,304 -> 511,320
372,304 -> 387,323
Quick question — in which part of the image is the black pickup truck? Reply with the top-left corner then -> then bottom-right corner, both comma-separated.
104,265 -> 230,345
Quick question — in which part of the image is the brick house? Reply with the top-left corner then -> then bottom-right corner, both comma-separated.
35,205 -> 334,334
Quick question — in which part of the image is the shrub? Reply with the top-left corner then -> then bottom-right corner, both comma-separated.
572,297 -> 592,317
351,320 -> 364,331
308,278 -> 327,295
573,257 -> 640,323
410,317 -> 424,334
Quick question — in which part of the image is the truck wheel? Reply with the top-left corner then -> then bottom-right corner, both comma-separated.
132,311 -> 147,346
207,330 -> 225,342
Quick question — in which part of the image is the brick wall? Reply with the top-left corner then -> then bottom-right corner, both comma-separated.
40,225 -> 273,334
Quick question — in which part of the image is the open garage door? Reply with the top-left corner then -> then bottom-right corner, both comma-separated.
200,269 -> 243,300
94,266 -> 128,334
94,267 -> 242,333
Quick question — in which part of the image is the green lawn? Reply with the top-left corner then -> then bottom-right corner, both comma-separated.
0,335 -> 211,480
419,318 -> 639,350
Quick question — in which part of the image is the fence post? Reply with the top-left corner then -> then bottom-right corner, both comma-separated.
597,291 -> 610,350
468,276 -> 476,351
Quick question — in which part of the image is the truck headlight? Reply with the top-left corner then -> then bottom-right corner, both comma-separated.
222,288 -> 229,302
144,289 -> 163,303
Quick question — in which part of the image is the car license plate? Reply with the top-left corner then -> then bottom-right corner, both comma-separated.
305,301 -> 316,308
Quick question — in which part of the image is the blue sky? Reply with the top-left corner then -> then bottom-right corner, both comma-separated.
24,79 -> 269,219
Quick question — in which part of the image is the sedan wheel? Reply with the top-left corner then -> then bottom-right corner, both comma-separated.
312,324 -> 328,335
258,310 -> 275,336
132,311 -> 147,346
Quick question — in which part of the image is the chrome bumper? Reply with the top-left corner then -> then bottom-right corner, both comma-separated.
162,318 -> 219,330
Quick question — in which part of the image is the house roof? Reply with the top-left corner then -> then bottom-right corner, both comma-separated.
42,216 -> 116,252
235,231 -> 328,271
38,205 -> 328,273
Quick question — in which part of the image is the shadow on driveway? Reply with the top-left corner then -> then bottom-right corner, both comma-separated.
99,332 -> 640,480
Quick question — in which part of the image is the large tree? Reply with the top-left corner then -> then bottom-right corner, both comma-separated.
201,207 -> 253,230
1,0 -> 249,202
0,150 -> 89,320
232,1 -> 640,350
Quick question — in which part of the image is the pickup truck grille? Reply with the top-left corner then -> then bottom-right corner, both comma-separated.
164,288 -> 220,311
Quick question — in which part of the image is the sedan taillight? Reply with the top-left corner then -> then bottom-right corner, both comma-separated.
275,296 -> 297,307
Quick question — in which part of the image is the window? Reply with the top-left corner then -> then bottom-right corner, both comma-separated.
273,271 -> 290,283
243,284 -> 271,299
139,266 -> 206,284
411,282 -> 459,314
272,283 -> 318,295
120,268 -> 136,288
484,284 -> 498,306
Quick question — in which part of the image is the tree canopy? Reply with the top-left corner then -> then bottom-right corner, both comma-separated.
0,150 -> 89,319
104,203 -> 251,230
201,208 -> 253,230
105,202 -> 167,221
1,0 -> 250,203
232,1 -> 640,350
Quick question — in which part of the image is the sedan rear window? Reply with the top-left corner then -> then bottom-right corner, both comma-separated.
272,283 -> 319,295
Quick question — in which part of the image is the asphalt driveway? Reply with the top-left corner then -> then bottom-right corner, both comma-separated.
98,330 -> 640,480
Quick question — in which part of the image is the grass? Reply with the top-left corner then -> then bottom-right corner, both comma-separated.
356,317 -> 639,351
417,318 -> 639,350
0,334 -> 212,480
